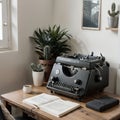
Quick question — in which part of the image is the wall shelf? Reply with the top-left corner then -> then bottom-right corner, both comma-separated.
106,27 -> 118,31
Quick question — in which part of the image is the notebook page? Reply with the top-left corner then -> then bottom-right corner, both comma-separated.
40,99 -> 80,117
23,93 -> 60,108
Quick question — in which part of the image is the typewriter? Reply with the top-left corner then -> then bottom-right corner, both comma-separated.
47,53 -> 110,100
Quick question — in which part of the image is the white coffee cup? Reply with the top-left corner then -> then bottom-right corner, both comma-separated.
23,85 -> 32,93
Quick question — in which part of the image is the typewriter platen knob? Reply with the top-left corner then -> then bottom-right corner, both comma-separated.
74,79 -> 82,85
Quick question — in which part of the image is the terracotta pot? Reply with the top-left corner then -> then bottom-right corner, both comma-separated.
39,59 -> 55,82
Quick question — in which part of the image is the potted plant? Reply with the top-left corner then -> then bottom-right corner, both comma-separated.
108,2 -> 119,28
31,63 -> 44,86
30,25 -> 72,82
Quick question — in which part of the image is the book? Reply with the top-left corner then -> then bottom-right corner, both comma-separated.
23,93 -> 80,117
86,96 -> 119,112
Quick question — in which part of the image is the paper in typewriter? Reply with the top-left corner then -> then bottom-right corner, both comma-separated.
23,93 -> 80,117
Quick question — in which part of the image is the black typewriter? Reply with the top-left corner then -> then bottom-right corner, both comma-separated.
47,53 -> 110,100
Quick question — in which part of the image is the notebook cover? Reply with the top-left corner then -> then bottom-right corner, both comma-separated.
86,96 -> 119,112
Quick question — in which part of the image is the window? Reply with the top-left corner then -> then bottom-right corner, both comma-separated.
0,0 -> 10,49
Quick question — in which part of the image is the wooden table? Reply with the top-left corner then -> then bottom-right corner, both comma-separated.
1,86 -> 120,120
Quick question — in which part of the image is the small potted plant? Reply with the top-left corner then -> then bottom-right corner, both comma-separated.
108,2 -> 119,28
31,63 -> 44,86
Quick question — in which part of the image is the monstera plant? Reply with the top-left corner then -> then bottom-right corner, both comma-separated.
30,25 -> 72,82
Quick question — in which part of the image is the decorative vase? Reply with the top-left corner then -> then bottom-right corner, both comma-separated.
39,59 -> 55,82
108,16 -> 119,28
32,71 -> 44,86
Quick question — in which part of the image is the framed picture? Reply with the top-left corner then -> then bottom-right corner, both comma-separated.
82,0 -> 101,30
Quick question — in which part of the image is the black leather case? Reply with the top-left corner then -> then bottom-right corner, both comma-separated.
86,96 -> 119,112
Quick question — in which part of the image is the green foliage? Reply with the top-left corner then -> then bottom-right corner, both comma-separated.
108,2 -> 119,17
44,45 -> 51,60
31,63 -> 43,72
30,25 -> 72,60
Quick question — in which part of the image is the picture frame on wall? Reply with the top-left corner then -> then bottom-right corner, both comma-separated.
82,0 -> 101,30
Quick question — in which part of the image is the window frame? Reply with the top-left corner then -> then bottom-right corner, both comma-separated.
0,0 -> 11,49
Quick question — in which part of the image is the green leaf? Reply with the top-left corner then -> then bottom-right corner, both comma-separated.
30,25 -> 72,59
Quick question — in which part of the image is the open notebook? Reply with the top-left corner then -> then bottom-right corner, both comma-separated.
23,93 -> 80,117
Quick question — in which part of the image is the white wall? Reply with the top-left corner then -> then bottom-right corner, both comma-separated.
1,0 -> 120,94
53,0 -> 120,93
0,0 -> 53,94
